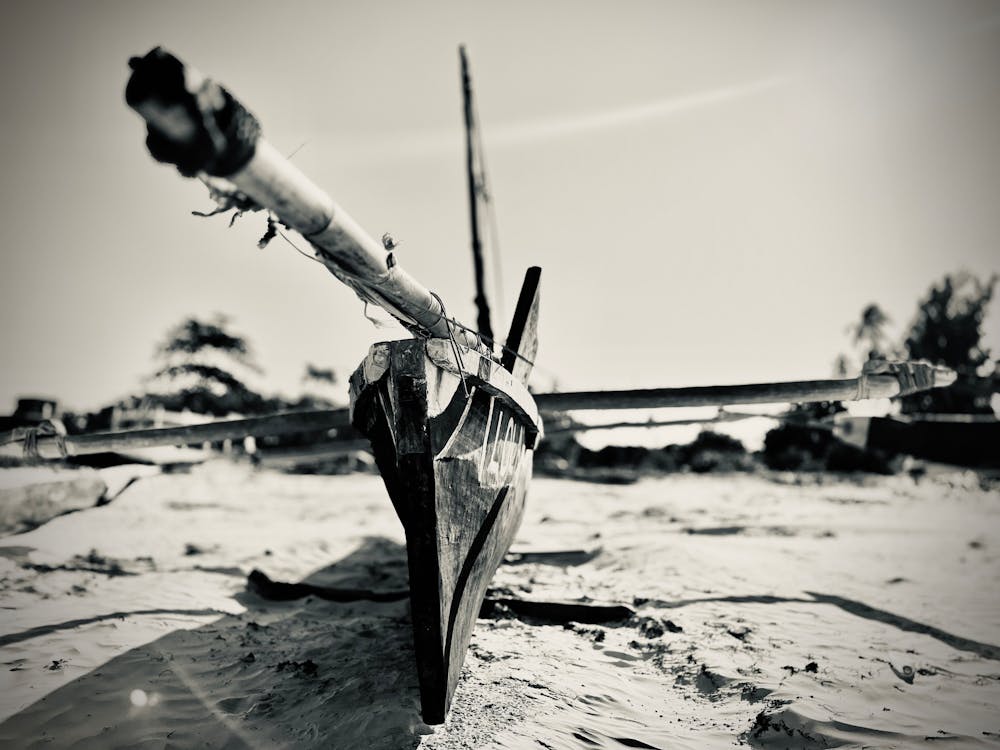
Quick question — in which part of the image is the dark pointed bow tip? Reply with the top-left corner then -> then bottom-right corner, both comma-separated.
125,47 -> 261,178
124,47 -> 182,109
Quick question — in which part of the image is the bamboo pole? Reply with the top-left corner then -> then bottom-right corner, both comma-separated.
545,412 -> 762,436
534,365 -> 955,412
125,48 -> 476,346
0,410 -> 351,461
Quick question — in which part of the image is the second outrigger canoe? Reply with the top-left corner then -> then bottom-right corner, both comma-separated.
126,47 -> 541,723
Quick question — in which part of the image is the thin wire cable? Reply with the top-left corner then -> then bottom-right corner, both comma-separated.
277,224 -> 552,378
278,230 -> 326,265
286,141 -> 308,160
431,292 -> 471,398
440,309 -> 536,369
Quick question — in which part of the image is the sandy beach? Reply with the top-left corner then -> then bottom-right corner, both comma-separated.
0,462 -> 998,749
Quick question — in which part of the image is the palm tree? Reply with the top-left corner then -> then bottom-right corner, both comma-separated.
141,315 -> 272,416
852,304 -> 891,359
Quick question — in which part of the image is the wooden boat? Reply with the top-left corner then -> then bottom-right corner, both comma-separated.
119,47 -> 959,724
349,268 -> 540,722
125,47 -> 542,723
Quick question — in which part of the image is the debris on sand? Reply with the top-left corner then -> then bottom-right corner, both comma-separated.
275,659 -> 318,677
22,549 -> 144,577
727,626 -> 751,641
4,469 -> 999,748
635,616 -> 683,638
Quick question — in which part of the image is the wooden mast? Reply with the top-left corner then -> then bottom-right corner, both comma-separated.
460,46 -> 494,344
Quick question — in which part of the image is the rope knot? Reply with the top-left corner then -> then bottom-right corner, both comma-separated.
855,359 -> 951,400
22,419 -> 68,460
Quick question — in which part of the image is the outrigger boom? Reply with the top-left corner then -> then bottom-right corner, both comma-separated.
126,48 -> 478,348
3,363 -> 956,461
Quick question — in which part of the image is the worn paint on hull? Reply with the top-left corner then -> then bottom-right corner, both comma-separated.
349,338 -> 537,723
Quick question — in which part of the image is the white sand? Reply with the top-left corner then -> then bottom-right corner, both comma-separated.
0,463 -> 998,748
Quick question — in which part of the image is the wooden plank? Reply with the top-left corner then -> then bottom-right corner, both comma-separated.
501,266 -> 541,384
248,569 -> 408,603
480,598 -> 634,625
248,569 -> 633,624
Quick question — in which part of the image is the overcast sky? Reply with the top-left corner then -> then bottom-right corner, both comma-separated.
1,1 -> 998,437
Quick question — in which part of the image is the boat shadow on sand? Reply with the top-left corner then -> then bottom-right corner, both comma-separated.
0,536 -> 432,750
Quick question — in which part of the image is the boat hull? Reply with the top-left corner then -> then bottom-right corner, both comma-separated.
350,338 -> 537,723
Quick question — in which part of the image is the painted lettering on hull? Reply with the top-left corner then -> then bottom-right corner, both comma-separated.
478,398 -> 525,486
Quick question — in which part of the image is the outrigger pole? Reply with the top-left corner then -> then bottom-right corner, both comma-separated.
533,360 -> 956,411
125,48 -> 478,347
2,361 -> 954,461
0,410 -> 352,461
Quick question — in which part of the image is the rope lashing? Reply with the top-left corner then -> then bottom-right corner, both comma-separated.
21,420 -> 68,460
855,359 -> 945,400
423,308 -> 536,370
430,291 -> 471,398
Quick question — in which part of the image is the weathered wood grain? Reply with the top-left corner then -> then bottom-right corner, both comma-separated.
350,338 -> 537,723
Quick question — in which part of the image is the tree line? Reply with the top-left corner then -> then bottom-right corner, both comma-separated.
61,271 -> 995,476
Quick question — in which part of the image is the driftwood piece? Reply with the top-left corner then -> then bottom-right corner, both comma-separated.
247,569 -> 407,603
481,598 -> 634,624
504,547 -> 602,566
247,570 -> 632,625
